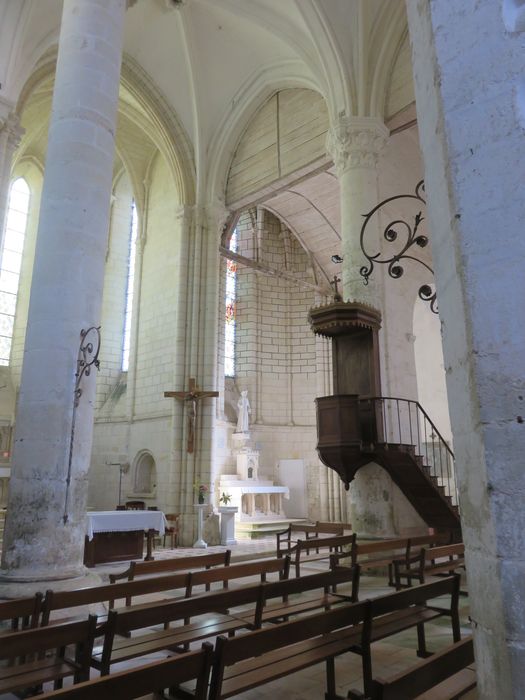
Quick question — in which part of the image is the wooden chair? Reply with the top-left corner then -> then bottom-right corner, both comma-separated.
125,500 -> 145,510
162,512 -> 180,548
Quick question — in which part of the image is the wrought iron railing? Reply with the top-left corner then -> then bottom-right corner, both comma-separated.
358,396 -> 458,508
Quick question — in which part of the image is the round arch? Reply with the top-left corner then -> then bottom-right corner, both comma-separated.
132,450 -> 157,496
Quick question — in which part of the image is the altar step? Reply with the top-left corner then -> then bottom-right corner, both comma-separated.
235,518 -> 308,540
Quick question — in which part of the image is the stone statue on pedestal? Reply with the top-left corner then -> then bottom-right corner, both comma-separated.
236,390 -> 251,433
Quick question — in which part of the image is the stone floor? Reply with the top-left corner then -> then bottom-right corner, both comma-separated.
1,538 -> 477,699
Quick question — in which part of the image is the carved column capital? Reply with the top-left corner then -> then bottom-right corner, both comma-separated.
0,113 -> 24,151
204,200 -> 231,236
175,204 -> 194,228
326,117 -> 389,176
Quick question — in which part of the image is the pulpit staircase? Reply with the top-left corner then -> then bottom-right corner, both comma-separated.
316,396 -> 461,532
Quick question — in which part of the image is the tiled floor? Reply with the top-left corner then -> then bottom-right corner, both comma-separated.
1,539 -> 477,699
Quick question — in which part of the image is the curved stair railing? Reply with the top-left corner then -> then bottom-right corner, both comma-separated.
358,397 -> 458,508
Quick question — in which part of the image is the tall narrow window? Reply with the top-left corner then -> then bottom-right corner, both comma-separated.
224,229 -> 237,377
121,200 -> 138,371
0,178 -> 29,365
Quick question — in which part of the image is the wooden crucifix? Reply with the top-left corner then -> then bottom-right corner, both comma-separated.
331,274 -> 342,302
164,378 -> 219,454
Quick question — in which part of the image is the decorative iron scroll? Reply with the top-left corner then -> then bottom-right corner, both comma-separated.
63,327 -> 101,524
359,180 -> 438,313
74,326 -> 101,407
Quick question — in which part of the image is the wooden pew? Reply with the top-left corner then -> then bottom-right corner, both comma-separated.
250,564 -> 360,627
109,549 -> 232,595
289,533 -> 356,576
370,637 -> 476,699
0,592 -> 43,632
95,582 -> 264,675
95,564 -> 353,676
347,575 -> 462,699
186,556 -> 291,595
276,521 -> 352,557
0,615 -> 97,695
42,571 -> 190,625
331,534 -> 451,586
393,543 -> 465,589
208,600 -> 370,699
38,643 -> 213,700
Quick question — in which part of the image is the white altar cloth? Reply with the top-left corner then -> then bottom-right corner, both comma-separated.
85,510 -> 168,541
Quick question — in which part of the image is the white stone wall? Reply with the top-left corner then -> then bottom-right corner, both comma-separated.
94,173 -> 133,412
213,209 -> 324,519
89,153 -> 180,512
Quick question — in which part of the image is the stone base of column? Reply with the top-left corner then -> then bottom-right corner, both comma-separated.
0,568 -> 101,599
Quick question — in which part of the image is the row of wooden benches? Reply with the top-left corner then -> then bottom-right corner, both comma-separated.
1,554 -> 288,632
277,526 -> 465,584
112,533 -> 465,588
3,539 -> 465,640
1,571 -> 472,699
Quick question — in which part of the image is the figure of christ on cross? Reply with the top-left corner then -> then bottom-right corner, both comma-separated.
164,378 -> 219,454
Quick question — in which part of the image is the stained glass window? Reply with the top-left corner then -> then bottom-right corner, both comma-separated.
224,229 -> 237,377
0,178 -> 29,365
121,200 -> 138,371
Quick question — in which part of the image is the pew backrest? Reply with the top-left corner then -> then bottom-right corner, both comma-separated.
38,643 -> 214,700
0,592 -> 43,631
290,533 -> 356,576
109,549 -> 231,584
42,571 -> 190,624
208,600 -> 370,699
394,542 -> 465,588
0,615 -> 98,693
254,565 -> 360,626
187,556 -> 290,594
276,522 -> 352,556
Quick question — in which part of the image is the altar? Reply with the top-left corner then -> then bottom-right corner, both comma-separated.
84,510 -> 168,567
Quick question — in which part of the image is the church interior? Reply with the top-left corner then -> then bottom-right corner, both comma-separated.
0,0 -> 522,698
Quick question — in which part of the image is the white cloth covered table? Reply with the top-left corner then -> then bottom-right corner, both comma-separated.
85,510 -> 168,541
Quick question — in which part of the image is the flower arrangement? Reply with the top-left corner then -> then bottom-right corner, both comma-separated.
219,492 -> 232,505
194,483 -> 208,504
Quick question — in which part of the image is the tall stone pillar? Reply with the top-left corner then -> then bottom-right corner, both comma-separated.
0,0 -> 127,584
325,117 -> 398,537
0,113 -> 24,249
407,2 -> 525,697
326,117 -> 388,305
174,203 -> 228,546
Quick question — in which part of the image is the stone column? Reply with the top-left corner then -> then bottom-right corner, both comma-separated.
0,113 -> 24,250
325,117 -> 398,537
407,2 -> 525,697
0,0 -> 127,584
174,203 -> 228,546
326,117 -> 389,305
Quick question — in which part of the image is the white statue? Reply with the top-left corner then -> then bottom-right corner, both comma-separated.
236,390 -> 251,433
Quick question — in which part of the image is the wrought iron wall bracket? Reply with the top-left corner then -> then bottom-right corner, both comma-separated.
63,326 -> 101,524
359,180 -> 438,313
